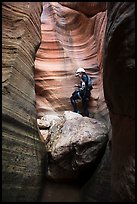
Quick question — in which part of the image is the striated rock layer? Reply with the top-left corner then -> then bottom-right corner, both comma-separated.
2,2 -> 47,202
35,2 -> 109,130
103,2 -> 135,202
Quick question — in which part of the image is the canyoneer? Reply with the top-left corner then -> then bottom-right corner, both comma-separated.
70,67 -> 93,117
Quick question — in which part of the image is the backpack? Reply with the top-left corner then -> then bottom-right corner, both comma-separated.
87,75 -> 93,90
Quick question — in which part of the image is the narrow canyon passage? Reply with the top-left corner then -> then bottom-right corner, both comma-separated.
35,2 -> 135,202
34,3 -> 111,201
2,2 -> 135,202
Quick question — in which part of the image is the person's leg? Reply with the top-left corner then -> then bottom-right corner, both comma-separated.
70,96 -> 78,112
82,98 -> 89,117
70,91 -> 80,113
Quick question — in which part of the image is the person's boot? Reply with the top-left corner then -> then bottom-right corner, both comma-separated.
74,110 -> 80,114
84,110 -> 89,117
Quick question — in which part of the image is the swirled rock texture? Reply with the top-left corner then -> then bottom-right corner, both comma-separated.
35,2 -> 109,128
2,2 -> 47,202
103,2 -> 135,202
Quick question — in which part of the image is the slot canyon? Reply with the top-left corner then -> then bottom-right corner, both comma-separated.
2,2 -> 135,202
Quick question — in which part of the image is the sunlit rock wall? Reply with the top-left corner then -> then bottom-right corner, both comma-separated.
2,2 -> 47,202
103,2 -> 135,202
35,2 -> 109,127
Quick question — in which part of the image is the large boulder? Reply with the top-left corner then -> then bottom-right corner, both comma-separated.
38,111 -> 108,181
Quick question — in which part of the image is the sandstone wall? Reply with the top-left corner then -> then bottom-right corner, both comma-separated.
2,2 -> 47,202
103,2 -> 135,202
35,2 -> 109,127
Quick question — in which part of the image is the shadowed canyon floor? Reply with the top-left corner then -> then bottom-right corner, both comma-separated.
40,181 -> 81,202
